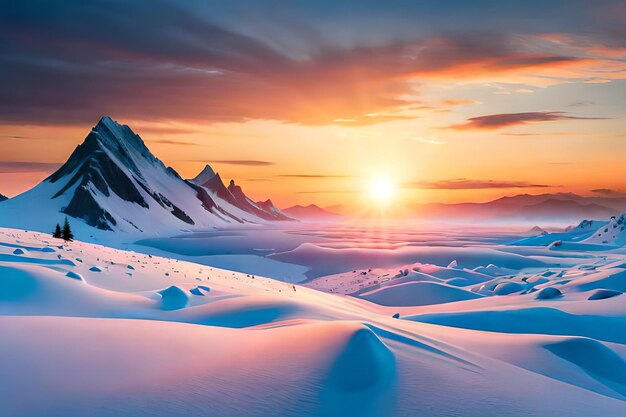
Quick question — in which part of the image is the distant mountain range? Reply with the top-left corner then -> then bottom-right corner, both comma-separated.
0,116 -> 292,235
190,166 -> 292,222
416,193 -> 626,223
282,204 -> 341,220
0,193 -> 7,202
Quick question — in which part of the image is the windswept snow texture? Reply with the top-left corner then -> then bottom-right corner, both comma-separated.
2,226 -> 626,417
0,117 -> 290,236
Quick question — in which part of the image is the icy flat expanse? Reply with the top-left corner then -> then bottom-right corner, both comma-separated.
2,226 -> 626,416
132,221 -> 532,281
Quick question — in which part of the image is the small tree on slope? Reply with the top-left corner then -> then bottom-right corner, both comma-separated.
53,223 -> 62,239
62,217 -> 74,242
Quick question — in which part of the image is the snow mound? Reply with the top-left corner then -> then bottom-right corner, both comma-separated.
12,248 -> 26,255
189,287 -> 205,296
326,326 -> 394,392
0,263 -> 149,316
65,271 -> 84,281
548,240 -> 563,249
89,266 -> 102,272
493,281 -> 525,295
535,287 -> 562,300
359,281 -> 481,307
571,270 -> 626,293
189,285 -> 210,296
588,289 -> 623,301
158,286 -> 189,310
472,264 -> 516,276
544,338 -> 626,388
171,296 -> 314,328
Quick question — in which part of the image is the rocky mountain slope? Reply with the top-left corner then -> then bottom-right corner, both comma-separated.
0,117 -> 290,236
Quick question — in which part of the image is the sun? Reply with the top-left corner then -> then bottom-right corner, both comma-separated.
369,176 -> 396,204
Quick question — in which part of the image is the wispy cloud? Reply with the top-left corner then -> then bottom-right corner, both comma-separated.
591,188 -> 625,196
0,135 -> 34,140
414,136 -> 446,145
146,139 -> 199,146
0,161 -> 61,173
501,131 -> 574,137
405,178 -> 554,190
242,178 -> 273,182
332,114 -> 415,126
547,161 -> 579,165
440,99 -> 478,106
448,112 -> 607,130
138,126 -> 197,135
295,190 -> 360,194
189,160 -> 275,166
277,174 -> 352,179
568,101 -> 594,107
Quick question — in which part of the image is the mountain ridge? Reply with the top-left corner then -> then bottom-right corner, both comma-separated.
283,204 -> 341,220
416,192 -> 625,222
0,116 -> 291,235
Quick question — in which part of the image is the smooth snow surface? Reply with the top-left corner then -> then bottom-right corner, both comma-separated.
2,226 -> 626,416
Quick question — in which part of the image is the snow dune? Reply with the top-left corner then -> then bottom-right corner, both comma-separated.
2,227 -> 626,416
271,242 -> 550,278
360,281 -> 482,307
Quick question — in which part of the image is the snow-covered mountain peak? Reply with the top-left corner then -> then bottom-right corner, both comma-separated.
0,117 -> 293,234
190,164 -> 216,185
227,179 -> 244,197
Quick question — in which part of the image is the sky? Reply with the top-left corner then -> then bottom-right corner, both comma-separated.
1,0 -> 625,211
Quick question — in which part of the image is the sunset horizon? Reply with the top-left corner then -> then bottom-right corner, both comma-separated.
2,2 -> 626,417
2,1 -> 625,212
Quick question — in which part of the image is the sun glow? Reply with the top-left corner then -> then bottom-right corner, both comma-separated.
369,176 -> 396,204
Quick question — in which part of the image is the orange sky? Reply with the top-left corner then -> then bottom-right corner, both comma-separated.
1,2 -> 625,211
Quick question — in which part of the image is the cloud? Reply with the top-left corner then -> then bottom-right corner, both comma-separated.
241,178 -> 273,182
500,131 -> 574,137
591,188 -> 625,196
0,135 -> 34,140
440,99 -> 477,106
277,174 -> 351,179
1,1 -> 621,127
568,101 -> 594,107
449,112 -> 607,130
414,136 -> 446,144
191,160 -> 275,166
146,139 -> 199,146
332,114 -> 416,126
295,190 -> 360,194
137,126 -> 197,135
405,178 -> 554,190
0,161 -> 61,173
